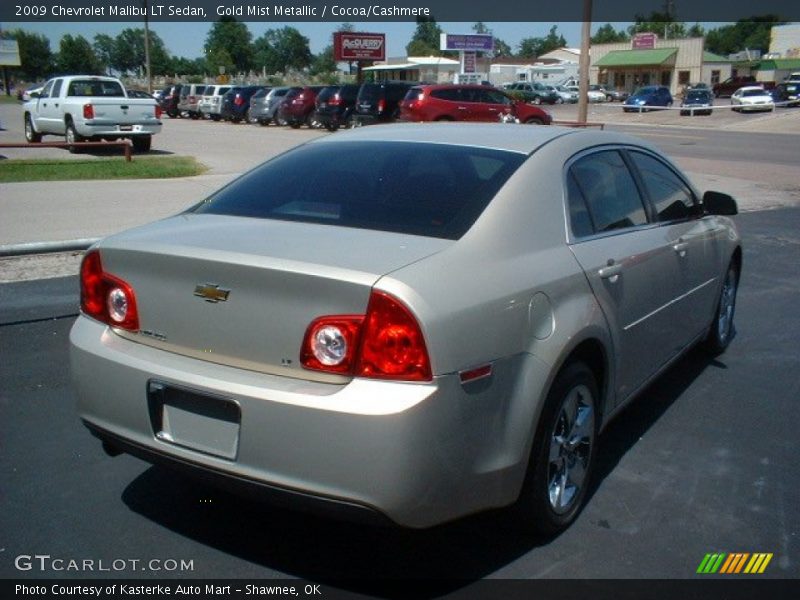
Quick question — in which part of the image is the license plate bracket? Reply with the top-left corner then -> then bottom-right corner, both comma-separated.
147,381 -> 241,460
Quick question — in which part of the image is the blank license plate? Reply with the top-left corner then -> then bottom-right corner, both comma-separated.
148,381 -> 240,460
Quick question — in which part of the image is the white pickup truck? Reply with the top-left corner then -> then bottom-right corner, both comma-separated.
23,75 -> 162,152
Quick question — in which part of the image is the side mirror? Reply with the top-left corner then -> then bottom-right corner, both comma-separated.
30,91 -> 41,99
703,190 -> 738,216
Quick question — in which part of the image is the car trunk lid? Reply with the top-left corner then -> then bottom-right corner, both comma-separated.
97,214 -> 450,381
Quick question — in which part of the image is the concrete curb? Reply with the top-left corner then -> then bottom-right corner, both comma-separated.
0,238 -> 98,257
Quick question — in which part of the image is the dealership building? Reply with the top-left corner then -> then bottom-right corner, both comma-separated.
590,36 -> 732,94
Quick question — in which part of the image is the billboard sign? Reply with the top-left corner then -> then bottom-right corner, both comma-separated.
334,32 -> 386,61
440,34 -> 494,52
632,32 -> 658,49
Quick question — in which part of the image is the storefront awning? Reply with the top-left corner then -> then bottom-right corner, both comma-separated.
595,48 -> 678,68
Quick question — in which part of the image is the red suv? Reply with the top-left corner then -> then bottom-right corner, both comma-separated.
399,84 -> 552,125
277,85 -> 326,128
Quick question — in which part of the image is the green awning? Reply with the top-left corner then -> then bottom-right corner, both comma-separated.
756,58 -> 800,71
703,51 -> 731,63
595,48 -> 678,68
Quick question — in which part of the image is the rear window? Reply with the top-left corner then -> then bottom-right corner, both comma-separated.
316,87 -> 338,102
67,80 -> 125,97
357,84 -> 383,101
193,142 -> 526,240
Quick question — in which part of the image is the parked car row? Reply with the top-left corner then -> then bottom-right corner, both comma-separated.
157,81 -> 554,131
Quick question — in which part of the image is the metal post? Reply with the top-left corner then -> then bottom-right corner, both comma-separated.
143,0 -> 152,93
577,0 -> 593,124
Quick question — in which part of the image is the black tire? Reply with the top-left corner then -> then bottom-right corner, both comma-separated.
65,122 -> 84,153
514,361 -> 599,535
211,115 -> 221,122
25,115 -> 42,143
702,260 -> 739,355
524,117 -> 544,125
258,119 -> 270,126
326,123 -> 340,132
131,135 -> 152,153
190,112 -> 200,120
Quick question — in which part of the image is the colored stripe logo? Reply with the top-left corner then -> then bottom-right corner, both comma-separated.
697,553 -> 773,574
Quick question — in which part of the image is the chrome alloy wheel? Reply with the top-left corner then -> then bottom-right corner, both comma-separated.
717,267 -> 737,345
547,384 -> 595,514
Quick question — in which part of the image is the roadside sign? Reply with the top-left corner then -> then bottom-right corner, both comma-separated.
440,34 -> 494,52
632,33 -> 658,49
334,32 -> 386,61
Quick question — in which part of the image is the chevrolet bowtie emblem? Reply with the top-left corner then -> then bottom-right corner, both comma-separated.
193,283 -> 230,303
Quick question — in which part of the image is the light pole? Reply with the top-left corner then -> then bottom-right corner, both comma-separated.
142,0 -> 152,92
577,0 -> 593,124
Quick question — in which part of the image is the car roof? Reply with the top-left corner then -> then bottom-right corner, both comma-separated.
311,122 -> 643,155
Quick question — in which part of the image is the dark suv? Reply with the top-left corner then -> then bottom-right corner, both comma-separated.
277,86 -> 326,128
315,84 -> 360,131
399,84 -> 552,125
353,81 -> 417,126
505,82 -> 559,105
160,84 -> 183,118
221,86 -> 266,123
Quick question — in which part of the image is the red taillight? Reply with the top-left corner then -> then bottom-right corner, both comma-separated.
83,104 -> 94,119
356,292 -> 431,381
377,98 -> 386,113
300,291 -> 432,382
235,95 -> 244,106
80,250 -> 139,331
155,105 -> 162,119
329,94 -> 342,106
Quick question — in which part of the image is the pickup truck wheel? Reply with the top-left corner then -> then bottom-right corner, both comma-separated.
25,115 -> 42,143
132,136 -> 152,153
65,123 -> 84,153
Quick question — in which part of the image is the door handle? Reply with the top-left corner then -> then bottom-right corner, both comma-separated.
457,106 -> 467,110
598,262 -> 623,281
672,239 -> 689,256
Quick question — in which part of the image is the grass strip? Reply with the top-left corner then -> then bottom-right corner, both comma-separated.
0,156 -> 207,182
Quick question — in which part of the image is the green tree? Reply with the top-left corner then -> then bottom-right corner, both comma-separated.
204,17 -> 253,73
591,23 -> 630,44
172,56 -> 207,76
519,25 -> 566,58
253,27 -> 312,74
406,16 -> 443,56
56,34 -> 101,75
93,34 -> 115,75
310,46 -> 337,76
109,29 -> 172,76
687,23 -> 705,38
0,29 -> 54,81
704,16 -> 785,56
628,13 -> 687,40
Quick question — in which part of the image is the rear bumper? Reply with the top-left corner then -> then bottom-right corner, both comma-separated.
70,317 -> 540,527
80,122 -> 162,136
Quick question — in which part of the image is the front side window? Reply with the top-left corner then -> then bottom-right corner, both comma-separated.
569,150 -> 648,233
629,152 -> 696,222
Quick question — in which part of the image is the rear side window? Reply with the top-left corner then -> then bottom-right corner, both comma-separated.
629,152 -> 696,222
317,87 -> 338,102
569,150 -> 647,233
194,142 -> 526,240
405,87 -> 425,101
358,84 -> 382,101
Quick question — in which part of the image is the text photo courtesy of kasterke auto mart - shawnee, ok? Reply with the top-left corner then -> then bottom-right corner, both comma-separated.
0,0 -> 798,598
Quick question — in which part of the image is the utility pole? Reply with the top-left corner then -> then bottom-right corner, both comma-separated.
143,0 -> 152,92
577,0 -> 592,124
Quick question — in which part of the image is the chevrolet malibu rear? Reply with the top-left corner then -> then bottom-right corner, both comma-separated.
71,124 -> 741,531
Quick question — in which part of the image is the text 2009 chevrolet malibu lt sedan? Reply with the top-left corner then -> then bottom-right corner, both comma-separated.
71,124 -> 741,534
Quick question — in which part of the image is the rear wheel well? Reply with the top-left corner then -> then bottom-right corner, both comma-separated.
561,339 -> 608,421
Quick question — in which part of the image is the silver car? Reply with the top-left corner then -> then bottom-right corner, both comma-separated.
71,124 -> 741,533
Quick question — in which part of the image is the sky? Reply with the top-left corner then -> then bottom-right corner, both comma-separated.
11,21 -> 730,60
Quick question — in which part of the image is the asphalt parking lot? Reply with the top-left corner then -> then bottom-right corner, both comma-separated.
1,208 -> 798,590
